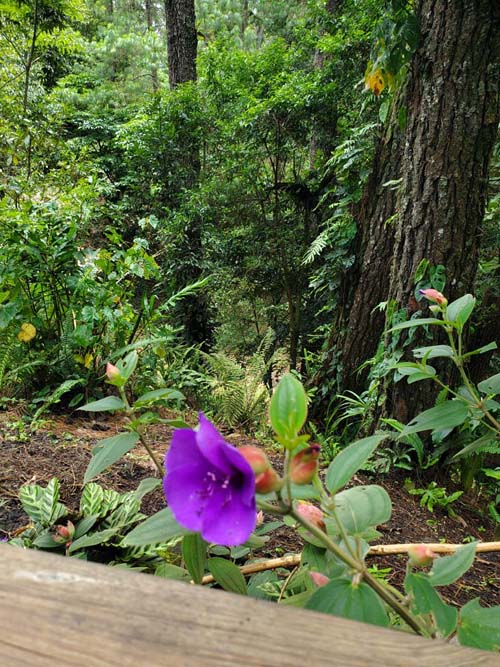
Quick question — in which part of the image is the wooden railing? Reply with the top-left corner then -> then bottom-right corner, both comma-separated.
0,545 -> 497,666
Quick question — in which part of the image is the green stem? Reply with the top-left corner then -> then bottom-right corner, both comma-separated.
119,387 -> 164,477
290,508 -> 429,637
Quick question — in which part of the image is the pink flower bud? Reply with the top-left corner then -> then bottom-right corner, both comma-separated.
255,467 -> 281,494
296,502 -> 325,531
106,362 -> 121,382
52,521 -> 75,546
256,510 -> 264,526
290,444 -> 320,484
407,544 -> 438,567
419,289 -> 447,306
310,571 -> 330,587
239,445 -> 270,475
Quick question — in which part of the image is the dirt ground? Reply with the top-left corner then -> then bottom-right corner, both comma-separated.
0,409 -> 498,608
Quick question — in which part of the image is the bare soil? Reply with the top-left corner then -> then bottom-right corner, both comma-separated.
0,410 -> 498,608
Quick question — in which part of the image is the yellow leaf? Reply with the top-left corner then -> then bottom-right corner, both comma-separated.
365,68 -> 385,97
18,322 -> 36,343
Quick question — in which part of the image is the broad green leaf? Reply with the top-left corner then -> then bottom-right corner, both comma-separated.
208,557 -> 248,595
182,534 -> 207,584
457,598 -> 500,651
133,388 -> 184,408
386,318 -> 444,334
73,515 -> 99,539
269,373 -> 307,442
478,372 -> 500,396
84,432 -> 139,483
326,434 -> 386,493
289,483 -> 321,500
428,542 -> 477,587
327,485 -> 392,536
401,401 -> 469,437
306,578 -> 389,627
404,573 -> 457,637
280,590 -> 314,607
123,508 -> 189,546
80,483 -> 105,517
132,477 -> 162,500
78,396 -> 125,412
412,345 -> 454,359
445,294 -> 475,328
116,350 -> 138,382
68,527 -> 121,553
19,485 -> 44,523
155,563 -> 190,581
32,533 -> 62,549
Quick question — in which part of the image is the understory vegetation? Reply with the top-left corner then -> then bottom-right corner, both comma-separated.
0,0 -> 499,652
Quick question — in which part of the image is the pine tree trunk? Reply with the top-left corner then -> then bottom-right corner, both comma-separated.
326,0 -> 499,419
164,0 -> 197,88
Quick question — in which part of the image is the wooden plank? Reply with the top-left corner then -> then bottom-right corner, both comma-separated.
0,545 -> 497,667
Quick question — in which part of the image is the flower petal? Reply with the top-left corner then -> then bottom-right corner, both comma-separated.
165,428 -> 200,472
195,413 -> 233,475
201,488 -> 256,546
221,445 -> 256,505
164,462 -> 213,532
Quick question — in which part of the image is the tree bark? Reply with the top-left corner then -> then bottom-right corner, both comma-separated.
321,0 -> 499,420
164,0 -> 197,88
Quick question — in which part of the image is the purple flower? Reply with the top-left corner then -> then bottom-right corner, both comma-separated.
163,413 -> 256,546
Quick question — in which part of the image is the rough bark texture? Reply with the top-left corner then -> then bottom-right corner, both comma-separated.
337,0 -> 499,414
164,0 -> 197,88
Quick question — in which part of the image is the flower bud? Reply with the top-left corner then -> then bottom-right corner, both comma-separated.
106,362 -> 121,382
419,288 -> 447,306
255,467 -> 281,494
239,445 -> 270,475
310,571 -> 330,587
256,510 -> 264,527
407,544 -> 437,568
296,502 -> 325,531
290,444 -> 320,484
52,521 -> 75,546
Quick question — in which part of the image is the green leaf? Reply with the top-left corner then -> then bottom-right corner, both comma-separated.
386,318 -> 444,334
123,508 -> 189,546
208,557 -> 248,595
32,532 -> 61,549
404,573 -> 457,637
379,100 -> 389,123
327,485 -> 392,536
39,479 -> 67,525
289,483 -> 321,500
428,542 -> 477,587
131,477 -> 162,500
478,372 -> 500,396
155,563 -> 190,581
445,294 -> 475,328
78,396 -> 125,412
133,388 -> 184,408
182,534 -> 207,584
306,578 -> 389,627
326,434 -> 386,494
457,598 -> 500,651
116,350 -> 138,382
451,434 -> 499,460
463,341 -> 497,358
80,483 -> 105,517
269,373 -> 307,443
83,432 -> 139,483
73,515 -> 99,540
412,345 -> 454,359
68,527 -> 121,553
401,401 -> 469,437
19,484 -> 43,523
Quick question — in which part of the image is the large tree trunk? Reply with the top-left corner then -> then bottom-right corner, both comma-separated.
164,0 -> 197,88
163,0 -> 212,346
323,0 -> 499,420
